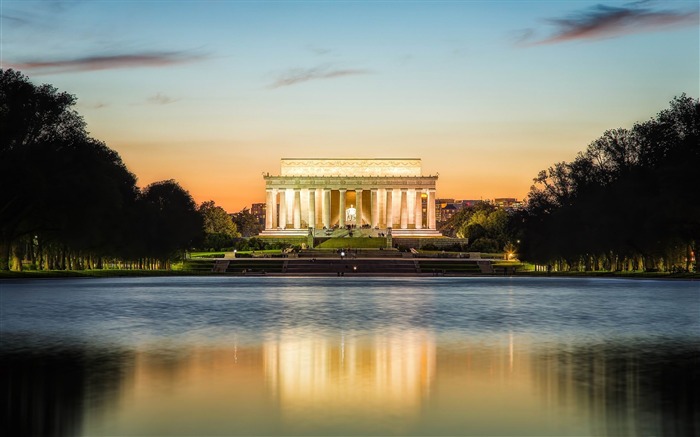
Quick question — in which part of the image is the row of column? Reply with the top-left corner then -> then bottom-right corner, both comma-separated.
266,188 -> 436,230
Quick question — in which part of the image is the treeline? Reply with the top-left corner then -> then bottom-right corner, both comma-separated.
439,95 -> 698,272
519,95 -> 699,272
440,202 -> 518,253
0,69 -> 241,271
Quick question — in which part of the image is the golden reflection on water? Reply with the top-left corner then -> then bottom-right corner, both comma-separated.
80,330 -> 613,436
263,330 -> 435,434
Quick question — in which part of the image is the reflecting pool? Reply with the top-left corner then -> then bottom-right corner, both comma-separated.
1,277 -> 698,436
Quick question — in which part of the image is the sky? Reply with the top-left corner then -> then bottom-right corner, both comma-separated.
2,0 -> 698,212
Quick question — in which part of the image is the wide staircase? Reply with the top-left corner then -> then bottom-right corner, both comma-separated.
299,248 -> 401,258
283,258 -> 418,275
186,257 -> 492,276
185,259 -> 285,274
418,260 -> 482,275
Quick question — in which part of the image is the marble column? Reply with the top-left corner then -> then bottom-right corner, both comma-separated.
265,189 -> 273,230
293,189 -> 301,229
355,189 -> 363,227
338,189 -> 346,227
427,189 -> 436,230
385,188 -> 393,228
371,189 -> 379,228
414,190 -> 423,229
271,189 -> 278,228
400,188 -> 408,229
322,189 -> 331,229
308,188 -> 316,228
279,188 -> 287,229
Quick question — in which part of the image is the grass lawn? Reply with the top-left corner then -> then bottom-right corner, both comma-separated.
189,249 -> 283,258
0,268 -> 212,279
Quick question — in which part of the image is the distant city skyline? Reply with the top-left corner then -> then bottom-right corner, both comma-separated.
2,0 -> 698,212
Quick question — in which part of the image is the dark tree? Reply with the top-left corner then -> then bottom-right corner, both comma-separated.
0,69 -> 138,270
197,200 -> 239,250
136,180 -> 203,266
520,95 -> 699,272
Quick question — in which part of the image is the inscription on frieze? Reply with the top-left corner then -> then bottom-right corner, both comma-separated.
280,159 -> 422,177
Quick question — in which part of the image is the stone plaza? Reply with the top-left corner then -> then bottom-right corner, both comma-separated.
260,159 -> 441,237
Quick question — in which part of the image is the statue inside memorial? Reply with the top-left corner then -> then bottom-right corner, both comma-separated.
346,205 -> 356,223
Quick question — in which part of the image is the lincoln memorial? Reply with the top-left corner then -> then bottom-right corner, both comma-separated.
261,158 -> 441,237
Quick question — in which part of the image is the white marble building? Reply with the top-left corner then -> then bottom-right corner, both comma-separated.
260,159 -> 441,236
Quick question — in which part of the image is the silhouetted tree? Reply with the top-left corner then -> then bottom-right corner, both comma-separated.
136,180 -> 203,266
0,69 -> 138,270
520,95 -> 699,272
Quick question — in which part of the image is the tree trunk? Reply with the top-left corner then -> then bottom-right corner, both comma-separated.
11,242 -> 23,271
0,239 -> 10,271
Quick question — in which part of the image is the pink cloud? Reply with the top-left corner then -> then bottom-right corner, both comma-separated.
9,51 -> 207,74
520,4 -> 698,46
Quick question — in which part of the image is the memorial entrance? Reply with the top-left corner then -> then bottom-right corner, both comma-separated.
260,159 -> 441,236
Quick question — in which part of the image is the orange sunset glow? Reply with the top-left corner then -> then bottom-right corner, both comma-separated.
4,1 -> 696,212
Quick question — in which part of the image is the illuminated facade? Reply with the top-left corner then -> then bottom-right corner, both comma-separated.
261,158 -> 440,236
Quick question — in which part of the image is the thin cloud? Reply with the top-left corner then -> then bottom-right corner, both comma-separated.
307,45 -> 332,55
9,51 -> 208,74
0,14 -> 31,26
269,65 -> 371,89
147,93 -> 178,105
519,4 -> 698,46
80,102 -> 109,110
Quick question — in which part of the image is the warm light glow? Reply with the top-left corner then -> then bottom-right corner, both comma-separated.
263,330 -> 435,418
77,332 -> 669,435
6,1 -> 695,212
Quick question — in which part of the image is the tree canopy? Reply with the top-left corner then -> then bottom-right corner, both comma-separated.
0,69 -> 205,270
519,95 -> 699,272
231,208 -> 263,237
198,200 -> 239,250
199,201 -> 238,237
440,202 -> 517,253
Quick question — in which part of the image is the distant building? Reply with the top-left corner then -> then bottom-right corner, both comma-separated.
435,198 -> 523,224
439,203 -> 458,222
493,198 -> 523,209
435,198 -> 454,224
454,199 -> 480,208
250,202 -> 266,225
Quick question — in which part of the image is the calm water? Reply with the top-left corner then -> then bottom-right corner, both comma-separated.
1,277 -> 698,436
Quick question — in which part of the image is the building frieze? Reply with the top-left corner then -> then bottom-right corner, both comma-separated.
264,175 -> 438,190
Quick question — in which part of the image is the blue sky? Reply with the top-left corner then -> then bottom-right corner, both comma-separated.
2,0 -> 698,211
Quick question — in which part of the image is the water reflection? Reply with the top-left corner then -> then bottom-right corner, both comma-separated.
533,341 -> 699,436
264,330 -> 435,433
1,345 -> 131,437
3,333 -> 697,436
2,277 -> 697,435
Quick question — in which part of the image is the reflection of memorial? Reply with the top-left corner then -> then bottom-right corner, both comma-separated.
261,158 -> 441,236
263,330 -> 436,415
70,337 -> 696,436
